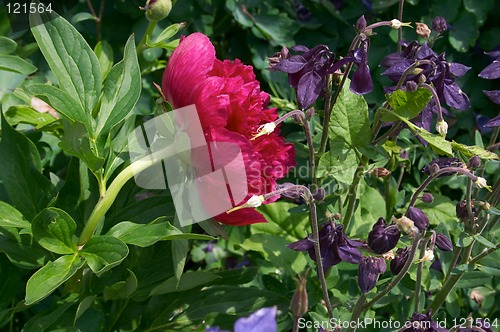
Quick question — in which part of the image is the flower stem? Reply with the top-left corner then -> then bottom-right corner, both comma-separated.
414,236 -> 430,312
342,156 -> 368,230
397,0 -> 404,52
137,20 -> 157,56
347,294 -> 366,332
77,145 -> 175,246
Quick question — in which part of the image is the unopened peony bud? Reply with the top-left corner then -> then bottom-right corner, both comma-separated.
142,0 -> 172,22
416,22 -> 431,39
305,108 -> 315,120
418,74 -> 427,84
435,120 -> 448,138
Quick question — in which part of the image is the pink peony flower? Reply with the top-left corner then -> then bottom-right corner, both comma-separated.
162,32 -> 295,226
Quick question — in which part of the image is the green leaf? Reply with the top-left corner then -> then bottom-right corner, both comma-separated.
150,271 -> 220,296
23,296 -> 78,331
5,105 -> 58,129
96,35 -> 141,143
0,227 -> 50,268
103,270 -> 138,301
0,55 -> 37,75
172,225 -> 188,286
329,78 -> 371,150
79,235 -> 128,275
107,219 -> 214,247
32,208 -> 78,254
94,40 -> 113,81
382,88 -> 433,122
456,232 -> 474,247
474,235 -> 496,249
455,271 -> 492,288
0,115 -> 56,220
59,121 -> 105,172
25,254 -> 85,305
316,148 -> 359,184
451,141 -> 499,160
0,202 -> 31,229
253,201 -> 309,241
380,108 -> 453,156
26,84 -> 91,129
251,14 -> 299,45
464,0 -> 494,24
70,12 -> 97,25
449,11 -> 479,53
30,7 -> 101,128
0,36 -> 17,54
151,22 -> 185,45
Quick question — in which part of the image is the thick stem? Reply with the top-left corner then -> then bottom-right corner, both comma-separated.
137,20 -> 157,56
342,156 -> 368,230
347,294 -> 366,332
78,145 -> 175,246
397,0 -> 404,52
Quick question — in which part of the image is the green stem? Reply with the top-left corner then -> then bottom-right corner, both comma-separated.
342,156 -> 368,230
137,20 -> 157,56
347,294 -> 366,332
414,237 -> 430,313
77,145 -> 174,246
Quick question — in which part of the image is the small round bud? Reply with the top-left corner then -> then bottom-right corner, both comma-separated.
418,74 -> 427,84
431,16 -> 448,33
406,81 -> 418,92
468,155 -> 481,169
415,22 -> 431,39
429,163 -> 440,175
305,107 -> 315,120
143,0 -> 172,22
470,289 -> 484,305
312,187 -> 326,201
372,167 -> 391,177
420,193 -> 434,203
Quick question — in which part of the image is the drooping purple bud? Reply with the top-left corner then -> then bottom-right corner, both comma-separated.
431,16 -> 447,33
406,81 -> 418,92
355,15 -> 367,33
435,233 -> 453,251
483,90 -> 500,105
358,256 -> 387,293
290,273 -> 308,318
467,155 -> 481,169
406,207 -> 430,231
312,187 -> 326,201
420,193 -> 434,203
400,150 -> 409,159
479,57 -> 500,80
367,218 -> 401,254
390,247 -> 410,275
422,157 -> 462,177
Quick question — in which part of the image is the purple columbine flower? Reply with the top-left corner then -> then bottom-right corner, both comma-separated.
288,223 -> 363,272
401,311 -> 449,332
367,217 -> 401,254
456,318 -> 494,332
358,256 -> 386,293
405,207 -> 430,231
479,51 -> 500,80
206,307 -> 277,332
431,16 -> 448,34
390,247 -> 411,275
381,41 -> 470,133
349,39 -> 373,95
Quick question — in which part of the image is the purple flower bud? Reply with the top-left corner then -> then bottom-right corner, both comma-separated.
456,200 -> 476,222
468,155 -> 481,169
483,90 -> 500,105
390,247 -> 410,275
358,256 -> 386,293
431,16 -> 448,33
400,150 -> 409,159
420,193 -> 434,203
406,81 -> 418,92
435,233 -> 453,251
406,207 -> 430,231
305,107 -> 315,119
430,257 -> 442,272
456,318 -> 494,332
312,187 -> 326,201
290,274 -> 308,318
422,157 -> 462,177
355,15 -> 367,33
367,218 -> 401,254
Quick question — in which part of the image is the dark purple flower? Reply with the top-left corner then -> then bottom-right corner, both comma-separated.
430,257 -> 442,272
367,218 -> 401,254
381,41 -> 470,111
483,90 -> 500,105
401,311 -> 449,332
406,207 -> 430,231
349,40 -> 373,95
358,256 -> 386,293
431,16 -> 448,33
390,247 -> 410,275
422,157 -> 462,177
456,318 -> 494,332
268,45 -> 335,110
435,233 -> 453,251
288,223 -> 362,272
485,114 -> 500,127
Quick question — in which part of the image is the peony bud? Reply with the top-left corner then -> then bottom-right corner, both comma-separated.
456,199 -> 477,222
415,22 -> 431,39
143,0 -> 172,22
405,206 -> 430,231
